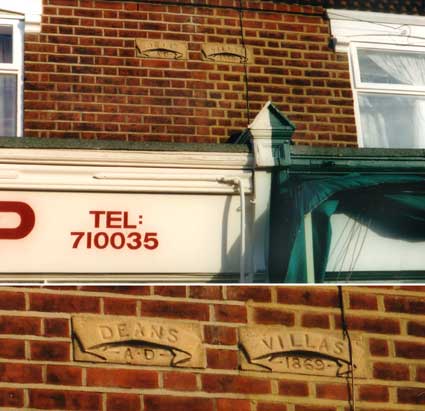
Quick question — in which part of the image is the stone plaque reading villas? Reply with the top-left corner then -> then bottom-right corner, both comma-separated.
239,326 -> 367,378
72,315 -> 205,368
201,43 -> 253,64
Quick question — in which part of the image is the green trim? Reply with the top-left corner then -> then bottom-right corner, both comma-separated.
4,138 -> 425,160
0,137 -> 250,153
290,146 -> 425,173
325,271 -> 425,282
292,146 -> 425,158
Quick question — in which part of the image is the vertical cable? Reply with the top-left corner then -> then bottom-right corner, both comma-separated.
238,0 -> 251,124
338,286 -> 356,411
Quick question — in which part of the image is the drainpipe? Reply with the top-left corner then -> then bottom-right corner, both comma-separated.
218,177 -> 246,283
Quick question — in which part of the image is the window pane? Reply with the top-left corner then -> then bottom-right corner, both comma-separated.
327,213 -> 425,272
0,26 -> 12,64
0,74 -> 16,136
358,48 -> 425,87
358,93 -> 425,148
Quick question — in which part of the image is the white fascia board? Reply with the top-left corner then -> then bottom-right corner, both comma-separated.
0,0 -> 42,32
0,148 -> 254,194
328,9 -> 425,26
327,9 -> 425,52
0,147 -> 253,168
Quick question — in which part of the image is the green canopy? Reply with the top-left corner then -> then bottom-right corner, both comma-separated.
270,173 -> 425,283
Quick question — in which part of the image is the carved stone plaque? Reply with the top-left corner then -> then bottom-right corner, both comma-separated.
72,315 -> 205,368
201,43 -> 252,64
135,39 -> 187,60
239,326 -> 366,378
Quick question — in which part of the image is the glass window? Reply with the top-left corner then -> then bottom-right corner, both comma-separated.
357,48 -> 425,87
0,25 -> 12,64
0,74 -> 16,135
327,212 -> 425,274
351,44 -> 425,148
358,93 -> 425,148
276,174 -> 425,283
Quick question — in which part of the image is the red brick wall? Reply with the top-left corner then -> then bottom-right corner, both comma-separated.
23,0 -> 357,146
0,285 -> 423,409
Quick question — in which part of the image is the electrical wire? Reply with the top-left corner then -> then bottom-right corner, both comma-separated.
238,0 -> 251,124
328,203 -> 371,282
335,220 -> 357,281
328,10 -> 425,46
332,216 -> 362,281
346,214 -> 371,282
338,286 -> 356,411
328,214 -> 351,263
347,219 -> 366,275
327,10 -> 413,31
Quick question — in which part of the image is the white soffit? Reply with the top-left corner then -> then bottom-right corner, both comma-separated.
0,0 -> 42,33
327,9 -> 425,52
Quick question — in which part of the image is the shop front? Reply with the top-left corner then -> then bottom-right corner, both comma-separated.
2,102 -> 425,283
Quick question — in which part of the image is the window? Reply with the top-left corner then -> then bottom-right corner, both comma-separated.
350,43 -> 425,148
0,1 -> 42,137
325,183 -> 425,281
327,9 -> 425,148
0,20 -> 23,137
271,171 -> 425,283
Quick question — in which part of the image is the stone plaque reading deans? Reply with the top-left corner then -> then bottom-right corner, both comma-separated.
72,315 -> 205,368
239,326 -> 367,378
201,43 -> 252,64
135,39 -> 187,60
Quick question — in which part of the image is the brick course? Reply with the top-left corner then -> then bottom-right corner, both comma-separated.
0,285 -> 420,410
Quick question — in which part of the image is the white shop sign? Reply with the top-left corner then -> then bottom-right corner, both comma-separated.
0,191 -> 251,274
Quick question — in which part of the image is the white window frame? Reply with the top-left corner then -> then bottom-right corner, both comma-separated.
349,42 -> 425,147
351,42 -> 425,93
328,9 -> 425,148
0,1 -> 41,138
0,17 -> 24,137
